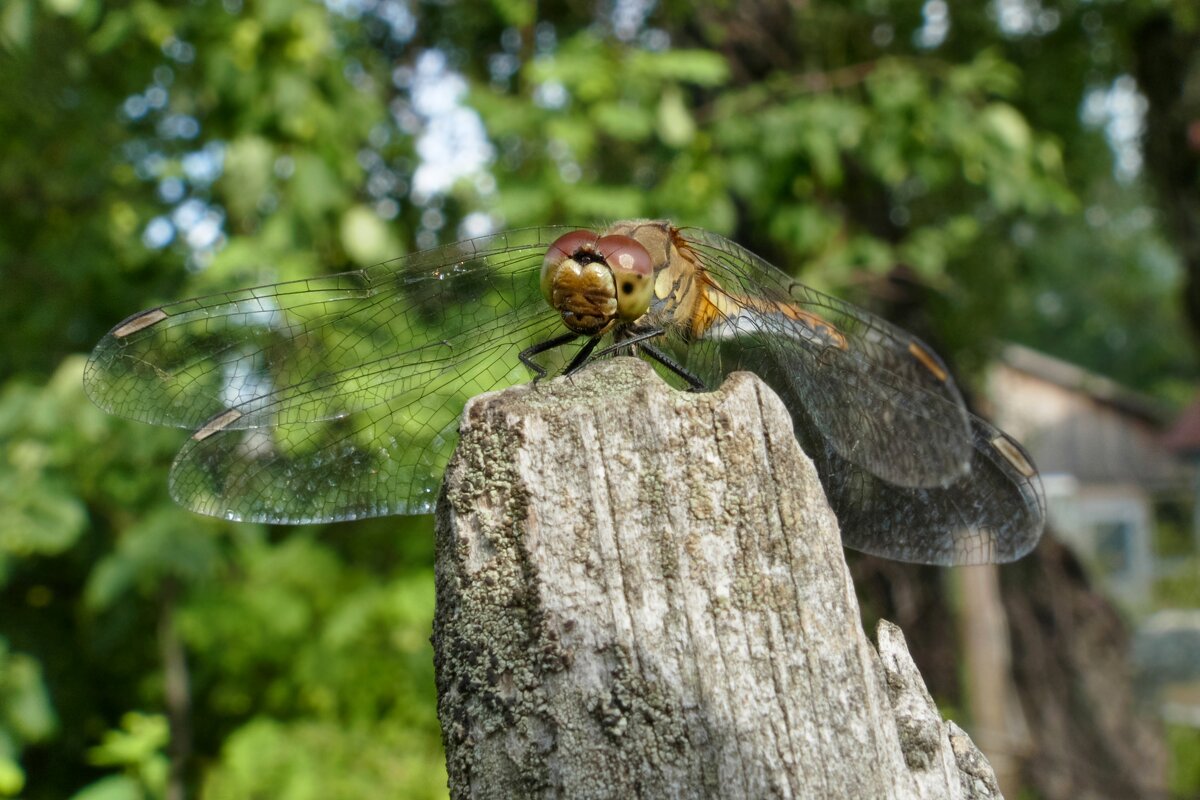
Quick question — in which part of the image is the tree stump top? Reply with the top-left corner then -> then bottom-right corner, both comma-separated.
433,357 -> 1001,800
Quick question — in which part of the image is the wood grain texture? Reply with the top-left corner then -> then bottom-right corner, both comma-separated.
433,357 -> 1000,799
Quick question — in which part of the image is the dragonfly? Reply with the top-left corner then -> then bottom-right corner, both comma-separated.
84,219 -> 1045,566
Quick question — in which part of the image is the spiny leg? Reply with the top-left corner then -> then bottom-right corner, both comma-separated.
607,325 -> 667,352
520,331 -> 580,381
641,343 -> 708,391
563,336 -> 602,377
565,326 -> 664,374
592,326 -> 708,391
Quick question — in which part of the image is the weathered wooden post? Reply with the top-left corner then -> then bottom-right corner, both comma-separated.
433,357 -> 1002,799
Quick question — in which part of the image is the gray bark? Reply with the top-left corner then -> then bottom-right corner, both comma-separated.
433,357 -> 1002,800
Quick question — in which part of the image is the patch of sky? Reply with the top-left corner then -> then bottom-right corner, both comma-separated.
533,79 -> 568,110
376,198 -> 400,219
407,49 -> 494,201
375,0 -> 416,42
159,177 -> 185,204
459,211 -> 496,240
159,113 -> 201,140
173,198 -> 226,253
990,0 -> 1060,37
162,37 -> 195,64
122,95 -> 150,121
133,150 -> 166,181
368,124 -> 391,149
612,0 -> 654,41
326,0 -> 415,43
344,59 -> 374,92
182,142 -> 225,185
274,155 -> 295,179
489,52 -> 520,86
914,0 -> 949,49
220,349 -> 275,411
535,22 -> 557,54
1081,75 -> 1146,183
501,26 -> 522,53
640,28 -> 670,51
143,216 -> 175,249
421,208 -> 445,232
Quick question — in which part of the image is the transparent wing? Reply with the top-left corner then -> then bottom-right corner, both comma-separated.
672,228 -> 973,488
649,227 -> 1044,565
824,416 -> 1045,565
84,227 -> 572,523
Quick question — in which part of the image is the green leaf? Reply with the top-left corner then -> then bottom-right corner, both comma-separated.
42,0 -> 84,17
768,204 -> 840,253
340,205 -> 404,266
0,0 -> 32,49
0,474 -> 87,558
222,136 -> 275,222
291,152 -> 347,223
0,757 -> 24,797
201,718 -> 447,800
592,101 -> 654,142
87,7 -> 133,52
490,185 -> 554,227
631,49 -> 730,86
981,102 -> 1033,153
87,713 -> 169,769
490,0 -> 535,27
562,184 -> 646,219
69,775 -> 142,800
0,644 -> 57,743
656,86 -> 695,147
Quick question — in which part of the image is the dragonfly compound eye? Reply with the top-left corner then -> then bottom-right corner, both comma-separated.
541,230 -> 601,306
596,234 -> 653,322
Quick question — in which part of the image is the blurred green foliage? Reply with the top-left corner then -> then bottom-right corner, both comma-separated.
1169,723 -> 1200,798
1,0 -> 1197,797
1156,560 -> 1200,608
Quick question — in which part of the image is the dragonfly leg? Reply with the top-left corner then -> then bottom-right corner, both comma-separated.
520,331 -> 580,381
563,336 -> 602,377
591,325 -> 666,359
641,343 -> 707,391
589,326 -> 706,390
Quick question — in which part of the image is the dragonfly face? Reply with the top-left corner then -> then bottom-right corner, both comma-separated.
85,219 -> 1045,565
540,229 -> 655,335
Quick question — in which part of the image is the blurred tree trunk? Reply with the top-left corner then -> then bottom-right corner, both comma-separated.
158,577 -> 191,800
1130,13 -> 1200,343
1001,538 -> 1169,798
956,565 -> 1029,799
432,359 -> 1002,799
852,539 -> 1169,799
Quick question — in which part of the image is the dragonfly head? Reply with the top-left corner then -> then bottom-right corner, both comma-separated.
542,229 -> 655,335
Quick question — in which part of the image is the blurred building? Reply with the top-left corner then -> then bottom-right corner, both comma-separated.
987,344 -> 1194,610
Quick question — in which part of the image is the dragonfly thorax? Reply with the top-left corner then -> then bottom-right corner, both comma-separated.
541,230 -> 655,336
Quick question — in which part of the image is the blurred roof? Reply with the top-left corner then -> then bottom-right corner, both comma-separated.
994,345 -> 1190,488
999,344 -> 1171,425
